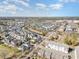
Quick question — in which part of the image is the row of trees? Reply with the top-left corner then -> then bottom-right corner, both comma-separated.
48,31 -> 78,46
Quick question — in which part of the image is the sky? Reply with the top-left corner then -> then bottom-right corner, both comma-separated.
0,0 -> 79,17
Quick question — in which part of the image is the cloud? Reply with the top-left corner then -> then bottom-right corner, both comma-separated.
18,0 -> 29,7
36,3 -> 47,9
0,0 -> 31,16
2,0 -> 8,4
36,3 -> 64,11
6,5 -> 16,14
14,0 -> 29,7
49,3 -> 63,10
0,4 -> 17,14
59,0 -> 79,3
3,0 -> 30,7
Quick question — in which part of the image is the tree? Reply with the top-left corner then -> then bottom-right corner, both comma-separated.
64,33 -> 78,46
49,34 -> 58,41
41,31 -> 47,36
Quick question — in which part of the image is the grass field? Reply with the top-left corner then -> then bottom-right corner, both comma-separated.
0,44 -> 19,59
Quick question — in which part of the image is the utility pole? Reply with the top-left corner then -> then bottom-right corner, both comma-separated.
50,53 -> 52,59
43,50 -> 45,58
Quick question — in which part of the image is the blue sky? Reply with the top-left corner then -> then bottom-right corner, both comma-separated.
0,0 -> 79,17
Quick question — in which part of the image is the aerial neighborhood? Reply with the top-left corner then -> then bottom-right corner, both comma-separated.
0,17 -> 79,59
